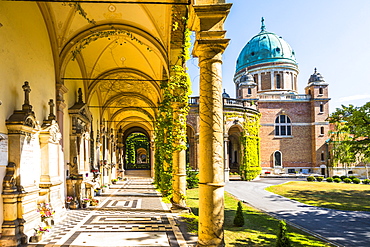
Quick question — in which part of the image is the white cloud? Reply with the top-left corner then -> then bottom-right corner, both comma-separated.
338,94 -> 370,103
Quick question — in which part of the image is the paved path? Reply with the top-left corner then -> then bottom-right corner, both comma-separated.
27,170 -> 193,247
225,178 -> 370,247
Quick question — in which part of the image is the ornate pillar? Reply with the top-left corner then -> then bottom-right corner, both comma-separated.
56,83 -> 68,147
192,2 -> 231,246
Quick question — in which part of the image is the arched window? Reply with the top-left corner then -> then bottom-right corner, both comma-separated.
321,152 -> 325,161
320,126 -> 325,135
275,115 -> 292,136
320,103 -> 324,113
248,88 -> 252,95
276,74 -> 281,89
319,88 -> 323,95
274,151 -> 282,167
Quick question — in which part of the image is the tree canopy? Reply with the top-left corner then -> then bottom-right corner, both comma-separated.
328,102 -> 370,166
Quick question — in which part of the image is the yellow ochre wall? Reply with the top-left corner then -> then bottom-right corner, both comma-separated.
0,2 -> 56,230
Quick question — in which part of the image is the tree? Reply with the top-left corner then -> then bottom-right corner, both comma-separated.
328,102 -> 370,177
233,201 -> 245,227
276,220 -> 292,247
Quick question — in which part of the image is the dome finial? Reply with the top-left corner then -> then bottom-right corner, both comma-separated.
261,17 -> 266,32
314,67 -> 317,74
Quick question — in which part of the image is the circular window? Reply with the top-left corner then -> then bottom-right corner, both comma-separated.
251,52 -> 255,56
276,48 -> 280,52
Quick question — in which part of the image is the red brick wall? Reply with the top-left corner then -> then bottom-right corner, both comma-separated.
259,101 -> 314,168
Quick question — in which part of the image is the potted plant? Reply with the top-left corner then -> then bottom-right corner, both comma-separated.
95,188 -> 102,196
111,179 -> 118,184
90,198 -> 100,206
81,198 -> 90,208
29,226 -> 50,243
101,185 -> 108,193
65,196 -> 73,209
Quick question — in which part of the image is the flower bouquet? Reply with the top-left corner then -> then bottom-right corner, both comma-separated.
37,203 -> 55,223
30,226 -> 50,242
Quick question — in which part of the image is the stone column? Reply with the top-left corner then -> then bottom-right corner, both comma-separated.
192,2 -> 231,246
56,83 -> 68,147
271,71 -> 275,89
172,140 -> 187,207
258,73 -> 262,91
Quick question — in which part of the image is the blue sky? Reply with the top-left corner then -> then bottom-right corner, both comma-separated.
188,0 -> 370,113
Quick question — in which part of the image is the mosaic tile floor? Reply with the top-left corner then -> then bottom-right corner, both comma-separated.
26,173 -> 191,247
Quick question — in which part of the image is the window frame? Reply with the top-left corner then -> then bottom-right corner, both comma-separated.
274,115 -> 292,137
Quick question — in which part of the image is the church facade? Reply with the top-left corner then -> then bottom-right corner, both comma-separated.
187,19 -> 331,177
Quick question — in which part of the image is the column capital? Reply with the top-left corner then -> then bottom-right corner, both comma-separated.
192,37 -> 230,59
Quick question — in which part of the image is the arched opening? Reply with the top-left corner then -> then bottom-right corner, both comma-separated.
186,125 -> 197,170
123,127 -> 151,170
274,150 -> 282,167
276,74 -> 281,89
228,125 -> 242,173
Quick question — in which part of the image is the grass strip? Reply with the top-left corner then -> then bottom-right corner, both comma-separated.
266,181 -> 370,211
183,188 -> 334,247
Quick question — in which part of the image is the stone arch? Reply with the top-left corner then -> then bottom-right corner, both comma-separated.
228,125 -> 243,173
122,126 -> 152,172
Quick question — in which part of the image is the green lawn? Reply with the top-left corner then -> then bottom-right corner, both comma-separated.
266,181 -> 370,211
184,188 -> 334,247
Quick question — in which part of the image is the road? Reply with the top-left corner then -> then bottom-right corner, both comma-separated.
225,178 -> 370,247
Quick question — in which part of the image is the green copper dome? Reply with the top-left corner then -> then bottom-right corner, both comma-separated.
236,18 -> 297,72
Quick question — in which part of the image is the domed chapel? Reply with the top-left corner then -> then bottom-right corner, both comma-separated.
187,18 -> 331,178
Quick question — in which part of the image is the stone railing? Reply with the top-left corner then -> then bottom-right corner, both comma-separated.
188,97 -> 258,110
259,94 -> 311,101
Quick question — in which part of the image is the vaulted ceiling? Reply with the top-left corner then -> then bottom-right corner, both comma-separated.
37,1 -> 187,135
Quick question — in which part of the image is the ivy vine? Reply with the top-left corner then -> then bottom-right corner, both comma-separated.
154,5 -> 191,198
225,112 -> 262,181
65,2 -> 96,25
70,28 -> 152,61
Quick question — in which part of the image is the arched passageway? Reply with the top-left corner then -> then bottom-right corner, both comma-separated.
123,128 -> 151,171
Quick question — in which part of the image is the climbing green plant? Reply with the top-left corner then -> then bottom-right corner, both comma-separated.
154,5 -> 191,198
125,133 -> 149,164
70,28 -> 152,60
240,113 -> 261,181
65,2 -> 96,25
225,112 -> 261,181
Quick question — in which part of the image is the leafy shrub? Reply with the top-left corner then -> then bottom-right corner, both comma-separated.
333,175 -> 340,179
340,175 -> 348,180
326,177 -> 333,182
306,176 -> 315,182
276,220 -> 292,247
362,179 -> 370,184
343,178 -> 352,183
316,176 -> 324,182
186,165 -> 199,189
352,178 -> 361,184
233,201 -> 245,227
334,178 -> 341,183
349,176 -> 357,180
